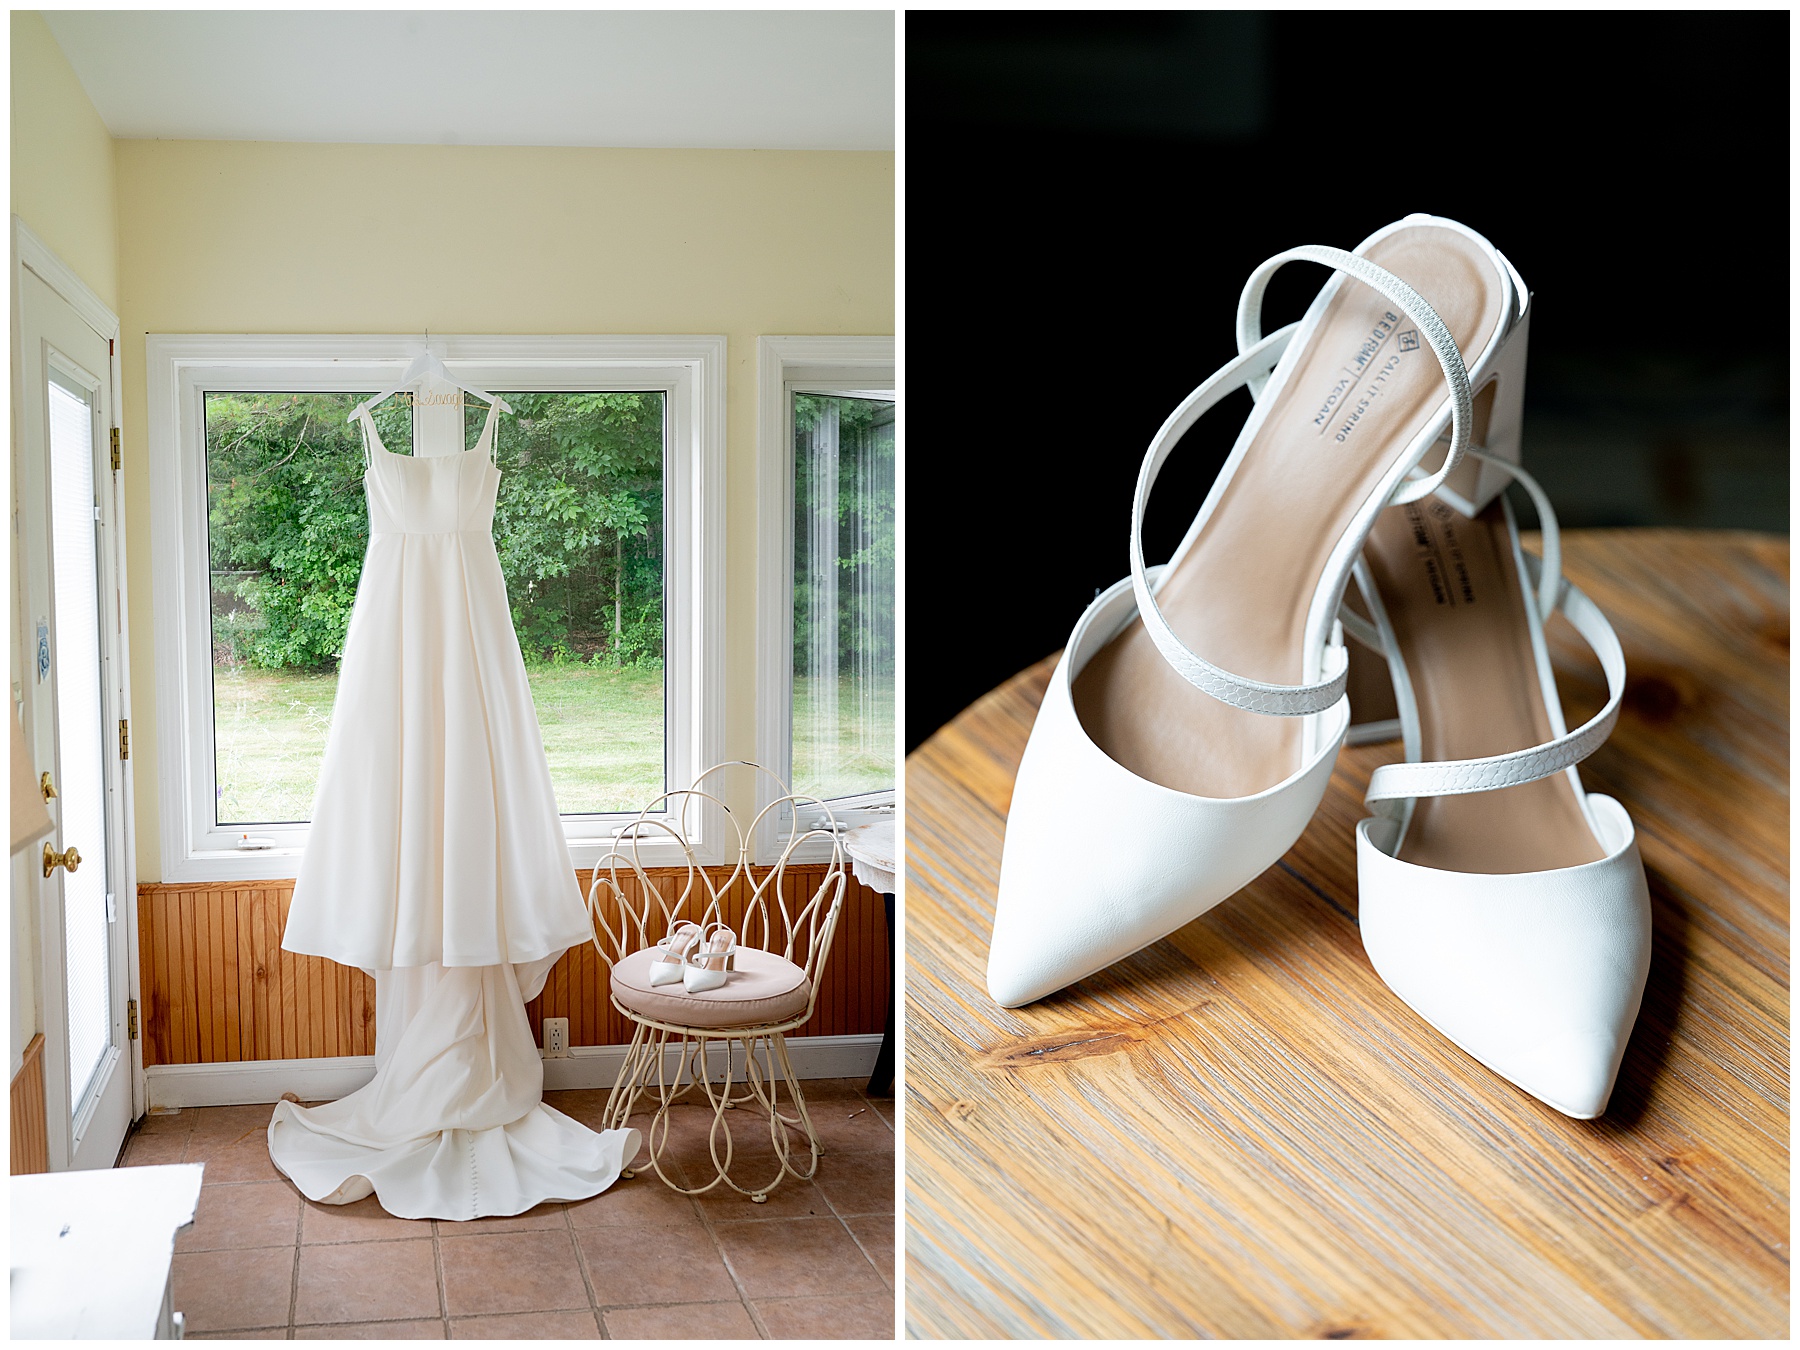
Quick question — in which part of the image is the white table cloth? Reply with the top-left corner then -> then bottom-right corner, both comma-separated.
845,819 -> 896,894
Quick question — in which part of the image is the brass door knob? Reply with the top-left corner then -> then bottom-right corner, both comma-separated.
39,772 -> 56,801
42,843 -> 80,878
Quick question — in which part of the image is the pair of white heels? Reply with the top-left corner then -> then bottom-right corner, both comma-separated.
648,922 -> 738,994
989,214 -> 1651,1120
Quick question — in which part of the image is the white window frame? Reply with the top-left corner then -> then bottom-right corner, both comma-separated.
754,336 -> 896,863
147,333 -> 728,881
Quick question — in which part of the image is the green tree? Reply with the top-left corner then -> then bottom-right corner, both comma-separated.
205,390 -> 665,671
486,391 -> 662,666
791,394 -> 896,673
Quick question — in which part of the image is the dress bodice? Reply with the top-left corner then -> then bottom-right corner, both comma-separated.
365,448 -> 500,536
357,402 -> 502,537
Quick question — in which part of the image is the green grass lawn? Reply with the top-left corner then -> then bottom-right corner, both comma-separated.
792,675 -> 894,803
212,666 -> 339,824
211,664 -> 891,825
212,663 -> 665,823
529,664 -> 665,814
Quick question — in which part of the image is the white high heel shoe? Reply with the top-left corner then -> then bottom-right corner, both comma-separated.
683,924 -> 737,994
647,922 -> 701,987
1348,452 -> 1650,1118
989,215 -> 1528,1007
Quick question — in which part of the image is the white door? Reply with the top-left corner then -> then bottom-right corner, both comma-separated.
15,258 -> 133,1170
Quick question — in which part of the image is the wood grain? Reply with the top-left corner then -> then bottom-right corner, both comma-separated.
10,1033 -> 48,1175
904,530 -> 1789,1338
137,865 -> 890,1065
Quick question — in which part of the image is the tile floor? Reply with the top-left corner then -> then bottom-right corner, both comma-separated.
119,1078 -> 895,1339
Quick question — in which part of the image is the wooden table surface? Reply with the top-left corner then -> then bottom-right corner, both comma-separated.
904,530 -> 1788,1339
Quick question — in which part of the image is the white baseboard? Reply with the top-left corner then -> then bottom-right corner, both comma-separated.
144,1033 -> 882,1110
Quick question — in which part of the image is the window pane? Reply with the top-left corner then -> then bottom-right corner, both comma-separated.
484,393 -> 666,815
204,390 -> 665,824
47,375 -> 111,1111
205,393 -> 403,825
792,394 -> 895,802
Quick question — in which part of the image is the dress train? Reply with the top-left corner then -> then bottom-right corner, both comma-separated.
268,957 -> 639,1220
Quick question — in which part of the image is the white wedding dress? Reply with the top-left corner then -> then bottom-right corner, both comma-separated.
269,397 -> 638,1220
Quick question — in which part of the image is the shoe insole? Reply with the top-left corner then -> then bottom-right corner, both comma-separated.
1360,499 -> 1605,874
1343,593 -> 1401,728
1073,225 -> 1507,798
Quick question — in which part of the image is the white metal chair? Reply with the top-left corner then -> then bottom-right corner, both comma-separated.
588,762 -> 847,1203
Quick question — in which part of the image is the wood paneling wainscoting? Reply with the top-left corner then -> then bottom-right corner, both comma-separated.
137,867 -> 889,1067
11,1033 -> 49,1175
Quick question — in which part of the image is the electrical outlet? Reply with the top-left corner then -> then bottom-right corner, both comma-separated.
542,1017 -> 569,1058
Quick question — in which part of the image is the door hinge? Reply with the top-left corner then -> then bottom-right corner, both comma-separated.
110,426 -> 120,471
119,718 -> 130,760
127,998 -> 138,1041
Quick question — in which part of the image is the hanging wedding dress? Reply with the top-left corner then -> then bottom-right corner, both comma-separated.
269,395 -> 639,1220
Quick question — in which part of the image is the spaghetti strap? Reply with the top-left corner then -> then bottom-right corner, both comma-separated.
474,397 -> 503,464
356,407 -> 379,466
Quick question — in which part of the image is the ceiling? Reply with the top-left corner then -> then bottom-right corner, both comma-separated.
41,10 -> 894,151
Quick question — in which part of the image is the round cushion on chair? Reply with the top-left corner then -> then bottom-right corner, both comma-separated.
610,945 -> 812,1029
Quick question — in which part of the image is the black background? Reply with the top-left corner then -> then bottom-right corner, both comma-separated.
904,10 -> 1789,749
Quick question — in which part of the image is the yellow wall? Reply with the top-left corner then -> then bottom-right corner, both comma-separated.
10,11 -> 118,308
115,140 -> 894,879
10,11 -> 119,1071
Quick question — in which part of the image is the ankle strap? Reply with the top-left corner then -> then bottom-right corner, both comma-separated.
1355,451 -> 1616,809
1128,245 -> 1474,718
1475,449 -> 1561,622
1339,448 -> 1563,644
1364,557 -> 1625,810
1236,244 -> 1474,507
1126,325 -> 1352,716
